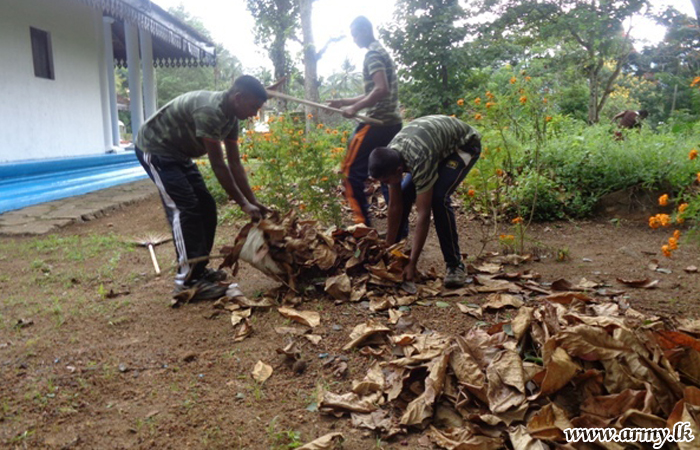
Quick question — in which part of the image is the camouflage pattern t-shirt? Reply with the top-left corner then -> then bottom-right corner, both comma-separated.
136,91 -> 238,161
390,115 -> 480,194
363,41 -> 401,126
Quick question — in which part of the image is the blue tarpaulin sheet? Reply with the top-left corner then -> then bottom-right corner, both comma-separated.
0,152 -> 148,214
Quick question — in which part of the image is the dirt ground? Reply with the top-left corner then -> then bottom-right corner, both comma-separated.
1,193 -> 699,449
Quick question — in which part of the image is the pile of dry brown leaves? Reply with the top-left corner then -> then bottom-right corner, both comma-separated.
318,287 -> 700,449
218,211 -> 423,302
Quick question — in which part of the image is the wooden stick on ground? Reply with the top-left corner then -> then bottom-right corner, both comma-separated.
266,90 -> 384,126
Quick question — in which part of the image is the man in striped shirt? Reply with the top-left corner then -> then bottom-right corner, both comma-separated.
369,115 -> 481,288
135,75 -> 269,298
328,16 -> 403,227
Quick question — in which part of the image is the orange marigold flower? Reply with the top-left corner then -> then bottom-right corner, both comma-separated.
474,113 -> 483,120
658,214 -> 671,227
251,185 -> 262,192
519,96 -> 527,104
299,203 -> 307,211
317,123 -> 324,129
457,98 -> 465,106
649,216 -> 660,229
509,77 -> 517,84
496,168 -> 504,176
486,101 -> 495,109
525,76 -> 531,81
474,97 -> 482,105
467,189 -> 476,197
658,194 -> 669,206
668,237 -> 679,250
486,91 -> 495,99
697,172 -> 700,183
321,176 -> 329,182
307,113 -> 313,119
298,130 -> 304,136
662,245 -> 672,258
512,217 -> 524,224
677,216 -> 685,224
332,130 -> 338,135
341,137 -> 347,143
691,76 -> 700,87
545,116 -> 553,122
679,203 -> 689,213
690,149 -> 699,160
674,229 -> 682,240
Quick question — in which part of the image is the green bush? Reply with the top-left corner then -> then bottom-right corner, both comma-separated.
199,114 -> 350,226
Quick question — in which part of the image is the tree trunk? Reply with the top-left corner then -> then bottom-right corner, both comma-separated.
270,36 -> 289,110
300,0 -> 319,130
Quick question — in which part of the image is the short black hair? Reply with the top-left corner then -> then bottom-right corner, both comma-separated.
351,16 -> 373,34
229,75 -> 267,101
369,147 -> 402,179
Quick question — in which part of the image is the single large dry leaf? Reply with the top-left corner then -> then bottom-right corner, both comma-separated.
616,277 -> 659,289
400,351 -> 450,427
298,432 -> 343,450
482,293 -> 523,310
511,306 -> 534,341
231,308 -> 252,327
342,322 -> 391,351
556,324 -> 627,360
320,392 -> 378,414
324,273 -> 351,300
233,319 -> 253,342
252,360 -> 273,384
312,243 -> 337,271
457,303 -> 483,319
278,306 -> 320,328
580,389 -> 647,419
527,403 -> 572,441
351,410 -> 393,431
540,291 -> 594,305
486,350 -> 527,414
538,344 -> 580,397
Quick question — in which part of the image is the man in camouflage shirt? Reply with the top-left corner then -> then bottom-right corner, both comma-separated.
328,16 -> 404,227
369,115 -> 481,288
135,75 -> 269,297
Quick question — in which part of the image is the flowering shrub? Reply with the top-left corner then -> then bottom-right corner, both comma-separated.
199,114 -> 350,226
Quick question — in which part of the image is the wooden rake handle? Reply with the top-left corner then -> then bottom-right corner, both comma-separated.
266,90 -> 384,126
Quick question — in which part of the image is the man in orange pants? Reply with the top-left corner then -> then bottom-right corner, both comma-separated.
328,16 -> 402,227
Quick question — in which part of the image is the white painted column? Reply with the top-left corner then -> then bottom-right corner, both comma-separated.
139,31 -> 156,120
102,16 -> 119,147
124,21 -> 144,136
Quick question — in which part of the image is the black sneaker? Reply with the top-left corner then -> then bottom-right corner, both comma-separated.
171,279 -> 228,305
444,264 -> 466,289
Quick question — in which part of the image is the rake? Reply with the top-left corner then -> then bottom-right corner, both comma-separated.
131,233 -> 172,275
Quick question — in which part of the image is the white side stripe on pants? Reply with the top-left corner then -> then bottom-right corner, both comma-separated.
143,152 -> 190,287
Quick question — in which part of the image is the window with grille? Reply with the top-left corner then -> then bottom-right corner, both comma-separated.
30,27 -> 54,80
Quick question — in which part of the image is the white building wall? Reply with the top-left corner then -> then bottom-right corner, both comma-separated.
0,0 -> 107,163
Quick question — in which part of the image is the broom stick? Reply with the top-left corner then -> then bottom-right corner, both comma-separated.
265,90 -> 384,126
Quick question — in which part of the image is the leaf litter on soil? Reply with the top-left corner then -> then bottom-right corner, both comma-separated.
209,212 -> 700,448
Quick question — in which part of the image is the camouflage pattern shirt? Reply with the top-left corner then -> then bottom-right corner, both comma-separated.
363,41 -> 401,126
136,91 -> 238,161
390,115 -> 480,194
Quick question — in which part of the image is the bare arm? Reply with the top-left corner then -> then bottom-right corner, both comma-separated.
328,70 -> 389,116
204,138 -> 261,220
612,111 -> 625,122
341,70 -> 389,118
404,189 -> 433,281
385,181 -> 404,245
224,139 -> 270,215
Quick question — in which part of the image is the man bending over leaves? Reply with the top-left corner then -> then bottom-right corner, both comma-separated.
368,115 -> 481,288
135,75 -> 269,299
